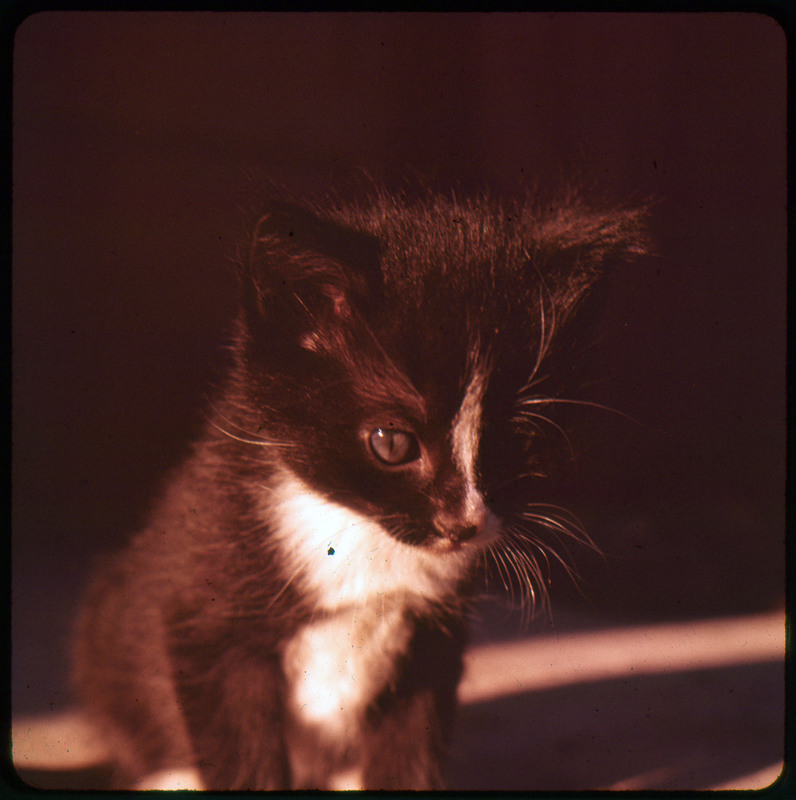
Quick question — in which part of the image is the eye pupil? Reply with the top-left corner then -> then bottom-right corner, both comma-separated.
369,428 -> 419,465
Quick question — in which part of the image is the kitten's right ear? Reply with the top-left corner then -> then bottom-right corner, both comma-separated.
241,202 -> 382,336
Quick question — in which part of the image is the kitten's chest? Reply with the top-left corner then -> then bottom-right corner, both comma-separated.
281,602 -> 412,738
280,602 -> 414,789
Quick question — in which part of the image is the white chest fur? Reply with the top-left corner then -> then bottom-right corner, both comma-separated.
280,600 -> 415,790
264,468 -> 478,614
265,467 -> 493,787
268,467 -> 466,719
281,602 -> 411,739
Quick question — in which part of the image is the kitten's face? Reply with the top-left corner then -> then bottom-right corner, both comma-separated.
275,332 -> 503,553
227,191 -> 646,603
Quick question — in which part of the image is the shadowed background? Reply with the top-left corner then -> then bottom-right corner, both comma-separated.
12,11 -> 786,789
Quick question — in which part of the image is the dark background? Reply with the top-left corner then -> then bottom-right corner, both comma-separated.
12,13 -> 785,718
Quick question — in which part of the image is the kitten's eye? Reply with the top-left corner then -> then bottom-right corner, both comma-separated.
368,428 -> 420,466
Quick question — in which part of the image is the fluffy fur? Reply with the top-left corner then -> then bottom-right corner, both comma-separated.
72,188 -> 647,789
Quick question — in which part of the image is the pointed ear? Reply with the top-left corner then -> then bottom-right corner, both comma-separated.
241,202 -> 382,333
530,204 -> 650,326
528,204 -> 650,394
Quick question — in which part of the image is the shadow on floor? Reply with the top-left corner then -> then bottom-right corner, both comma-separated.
447,660 -> 783,790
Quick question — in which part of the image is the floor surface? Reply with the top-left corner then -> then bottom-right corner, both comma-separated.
11,608 -> 784,791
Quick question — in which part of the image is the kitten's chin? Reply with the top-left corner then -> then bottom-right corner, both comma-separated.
430,538 -> 471,556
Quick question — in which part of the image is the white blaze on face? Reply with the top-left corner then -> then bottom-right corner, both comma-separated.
449,358 -> 500,539
451,364 -> 488,487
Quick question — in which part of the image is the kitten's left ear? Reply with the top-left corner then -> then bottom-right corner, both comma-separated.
531,204 -> 650,324
529,203 -> 650,391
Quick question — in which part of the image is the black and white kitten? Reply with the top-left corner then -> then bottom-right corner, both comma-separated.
72,188 -> 647,790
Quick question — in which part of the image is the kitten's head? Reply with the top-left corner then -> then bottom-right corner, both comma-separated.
225,189 -> 647,607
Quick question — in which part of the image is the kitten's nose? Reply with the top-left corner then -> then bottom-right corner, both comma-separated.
433,487 -> 491,545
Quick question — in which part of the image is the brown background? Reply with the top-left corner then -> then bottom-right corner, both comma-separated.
12,9 -> 785,757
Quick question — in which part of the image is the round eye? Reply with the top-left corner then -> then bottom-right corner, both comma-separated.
368,428 -> 420,466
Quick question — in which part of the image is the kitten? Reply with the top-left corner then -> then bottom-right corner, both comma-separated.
72,188 -> 647,790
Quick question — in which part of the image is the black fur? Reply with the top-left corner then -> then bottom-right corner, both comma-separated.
73,188 -> 647,789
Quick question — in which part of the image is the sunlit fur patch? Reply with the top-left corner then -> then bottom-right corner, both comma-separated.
282,601 -> 413,746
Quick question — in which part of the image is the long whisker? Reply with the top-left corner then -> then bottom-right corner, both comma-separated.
518,505 -> 601,553
511,528 -> 582,582
205,399 -> 289,445
503,540 -> 541,606
208,417 -> 295,449
484,527 -> 553,628
513,409 -> 576,461
490,542 -> 513,595
516,395 -> 644,427
486,493 -> 604,627
523,280 -> 558,392
262,560 -> 306,612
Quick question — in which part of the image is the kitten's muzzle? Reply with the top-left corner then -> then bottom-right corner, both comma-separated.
432,497 -> 497,547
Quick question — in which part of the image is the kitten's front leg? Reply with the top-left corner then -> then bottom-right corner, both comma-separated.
360,687 -> 454,789
169,638 -> 292,790
362,622 -> 465,790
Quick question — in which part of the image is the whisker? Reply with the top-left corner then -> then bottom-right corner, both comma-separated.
503,540 -> 546,627
516,544 -> 548,597
488,467 -> 550,495
486,495 -> 603,627
516,540 -> 550,597
518,510 -> 585,541
511,528 -> 581,582
205,403 -> 299,450
485,528 -> 556,627
208,418 -> 293,449
525,279 -> 558,389
513,409 -> 576,461
503,541 -> 537,603
490,543 -> 513,595
263,562 -> 306,612
476,549 -> 490,594
518,505 -> 600,553
516,395 -> 644,427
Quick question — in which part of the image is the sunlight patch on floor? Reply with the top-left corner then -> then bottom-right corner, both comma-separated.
458,609 -> 784,704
